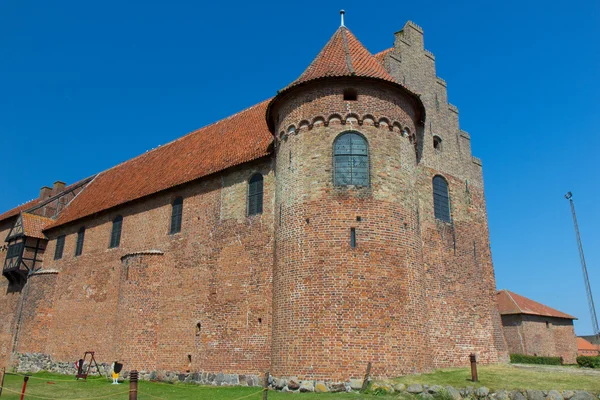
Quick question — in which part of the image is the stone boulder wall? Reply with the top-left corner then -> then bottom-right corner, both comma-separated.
13,353 -> 260,386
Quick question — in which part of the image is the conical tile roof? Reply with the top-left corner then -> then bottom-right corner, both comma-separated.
286,27 -> 396,89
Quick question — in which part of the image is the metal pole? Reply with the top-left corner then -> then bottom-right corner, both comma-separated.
565,192 -> 600,337
19,375 -> 29,400
469,354 -> 478,382
129,370 -> 138,400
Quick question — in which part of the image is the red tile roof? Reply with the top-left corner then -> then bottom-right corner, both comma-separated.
577,337 -> 600,351
373,48 -> 392,64
496,290 -> 576,320
21,213 -> 54,239
287,27 -> 397,90
0,199 -> 40,224
47,100 -> 273,229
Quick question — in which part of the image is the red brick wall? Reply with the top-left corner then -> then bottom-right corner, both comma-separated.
2,160 -> 274,375
501,314 -> 577,363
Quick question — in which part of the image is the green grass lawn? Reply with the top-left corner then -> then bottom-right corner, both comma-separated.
392,364 -> 600,392
0,371 -> 368,400
0,366 -> 598,400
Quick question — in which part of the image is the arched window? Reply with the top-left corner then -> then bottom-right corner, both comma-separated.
333,132 -> 369,187
248,174 -> 264,216
109,215 -> 123,248
432,176 -> 451,222
75,227 -> 85,256
170,197 -> 183,234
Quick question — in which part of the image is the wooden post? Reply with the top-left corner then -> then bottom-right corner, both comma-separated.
19,375 -> 29,400
469,353 -> 478,382
360,362 -> 372,392
0,367 -> 5,397
129,370 -> 138,400
262,371 -> 269,400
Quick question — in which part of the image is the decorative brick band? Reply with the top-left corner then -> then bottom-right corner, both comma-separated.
29,269 -> 59,276
120,250 -> 164,262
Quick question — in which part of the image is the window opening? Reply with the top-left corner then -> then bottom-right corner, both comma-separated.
334,132 -> 369,187
55,235 -> 65,260
75,227 -> 85,256
109,216 -> 123,248
170,197 -> 183,234
248,174 -> 264,216
343,88 -> 357,101
433,176 -> 451,222
433,136 -> 442,152
350,228 -> 356,248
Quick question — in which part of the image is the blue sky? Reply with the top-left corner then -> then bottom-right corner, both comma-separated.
1,1 -> 599,335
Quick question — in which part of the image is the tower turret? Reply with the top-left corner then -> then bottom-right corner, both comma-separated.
267,24 -> 431,380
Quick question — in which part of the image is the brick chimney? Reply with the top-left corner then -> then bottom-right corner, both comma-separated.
52,181 -> 66,196
40,186 -> 52,200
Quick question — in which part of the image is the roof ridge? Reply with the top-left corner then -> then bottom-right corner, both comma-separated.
340,27 -> 355,75
504,290 -> 524,314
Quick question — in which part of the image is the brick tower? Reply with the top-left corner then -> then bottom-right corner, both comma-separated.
266,22 -> 507,381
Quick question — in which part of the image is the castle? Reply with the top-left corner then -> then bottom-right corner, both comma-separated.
0,20 -> 508,382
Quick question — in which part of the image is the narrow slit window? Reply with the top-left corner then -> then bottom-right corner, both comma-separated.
343,88 -> 357,101
248,173 -> 264,216
75,227 -> 85,256
55,235 -> 65,260
433,176 -> 451,222
334,132 -> 369,187
350,228 -> 356,248
109,216 -> 123,248
170,197 -> 183,234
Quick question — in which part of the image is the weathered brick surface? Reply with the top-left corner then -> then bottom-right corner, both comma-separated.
0,21 -> 508,380
501,314 -> 578,364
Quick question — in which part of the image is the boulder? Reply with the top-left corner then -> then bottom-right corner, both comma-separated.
526,390 -> 545,400
407,384 -> 424,394
446,386 -> 463,400
547,391 -> 563,400
563,391 -> 575,400
273,378 -> 287,390
429,385 -> 444,394
315,382 -> 328,393
570,392 -> 594,400
417,393 -> 435,400
330,383 -> 347,393
511,391 -> 527,400
395,383 -> 407,392
287,378 -> 300,391
299,381 -> 314,392
349,378 -> 363,391
494,390 -> 510,400
476,387 -> 490,398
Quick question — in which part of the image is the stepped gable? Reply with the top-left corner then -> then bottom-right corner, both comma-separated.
0,199 -> 40,223
47,99 -> 273,230
497,289 -> 576,320
21,213 -> 54,239
286,27 -> 397,90
373,48 -> 392,64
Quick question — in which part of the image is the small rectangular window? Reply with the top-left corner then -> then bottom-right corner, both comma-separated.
75,228 -> 85,256
343,88 -> 357,101
350,228 -> 356,248
55,235 -> 65,260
